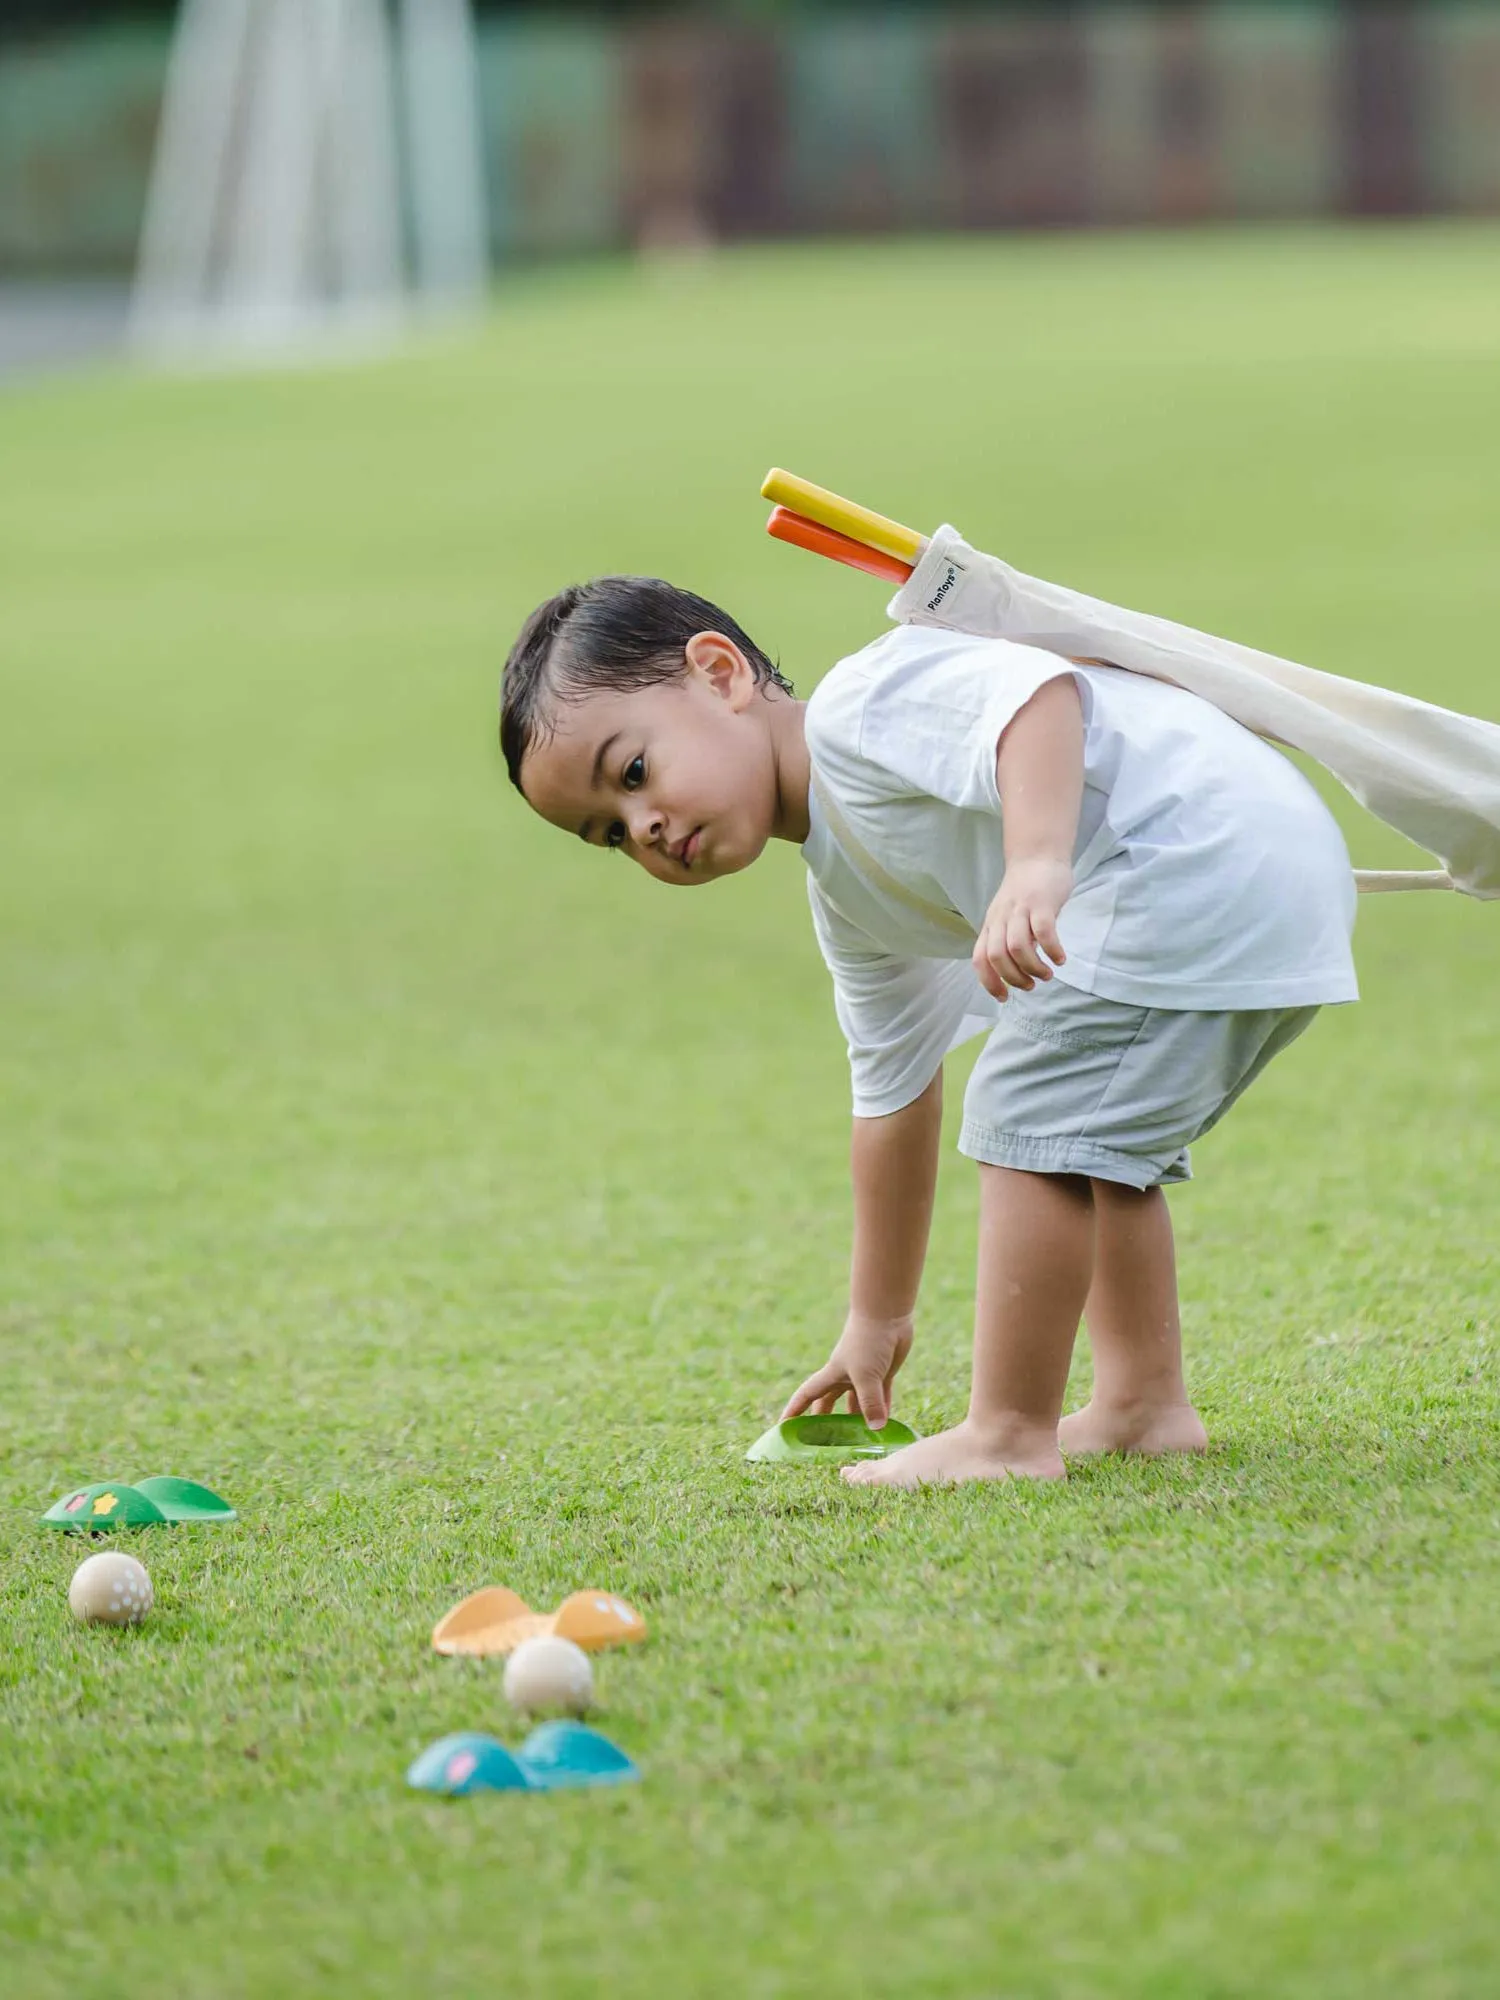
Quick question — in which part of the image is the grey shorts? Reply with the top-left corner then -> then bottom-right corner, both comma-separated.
959,982 -> 1319,1190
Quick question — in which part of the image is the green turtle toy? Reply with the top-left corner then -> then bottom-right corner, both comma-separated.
41,1477 -> 236,1531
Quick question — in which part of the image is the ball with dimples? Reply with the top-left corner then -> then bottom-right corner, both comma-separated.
68,1551 -> 153,1626
502,1635 -> 594,1717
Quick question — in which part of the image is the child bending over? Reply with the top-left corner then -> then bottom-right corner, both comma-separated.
500,576 -> 1356,1488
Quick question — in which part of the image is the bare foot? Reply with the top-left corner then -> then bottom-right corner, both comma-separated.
841,1419 -> 1065,1489
1057,1399 -> 1208,1457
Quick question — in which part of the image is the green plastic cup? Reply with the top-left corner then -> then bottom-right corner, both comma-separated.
745,1413 -> 919,1464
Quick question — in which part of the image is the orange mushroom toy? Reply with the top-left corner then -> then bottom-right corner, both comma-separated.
431,1587 -> 647,1660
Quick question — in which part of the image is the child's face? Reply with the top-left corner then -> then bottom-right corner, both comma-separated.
519,634 -> 788,886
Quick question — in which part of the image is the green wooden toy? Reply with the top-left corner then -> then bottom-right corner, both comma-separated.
745,1413 -> 919,1464
41,1477 -> 236,1530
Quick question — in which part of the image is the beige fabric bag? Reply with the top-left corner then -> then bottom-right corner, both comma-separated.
886,528 -> 1500,900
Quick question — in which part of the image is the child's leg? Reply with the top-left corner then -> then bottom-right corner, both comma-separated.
842,1166 -> 1091,1488
1057,1182 -> 1208,1456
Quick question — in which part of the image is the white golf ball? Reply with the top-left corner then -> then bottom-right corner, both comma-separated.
68,1551 -> 154,1626
503,1635 -> 594,1718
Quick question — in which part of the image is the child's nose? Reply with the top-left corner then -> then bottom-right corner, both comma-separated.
628,801 -> 664,847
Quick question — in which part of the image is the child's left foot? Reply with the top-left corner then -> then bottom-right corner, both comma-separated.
1057,1399 -> 1208,1457
841,1420 -> 1065,1489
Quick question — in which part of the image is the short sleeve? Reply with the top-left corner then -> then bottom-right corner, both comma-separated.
841,634 -> 1081,817
807,877 -> 994,1118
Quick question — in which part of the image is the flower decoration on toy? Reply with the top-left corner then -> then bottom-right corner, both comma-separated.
405,1724 -> 640,1796
431,1587 -> 647,1659
406,1733 -> 536,1795
744,1413 -> 920,1464
41,1477 -> 237,1530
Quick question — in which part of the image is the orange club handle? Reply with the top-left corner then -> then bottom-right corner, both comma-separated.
766,506 -> 915,585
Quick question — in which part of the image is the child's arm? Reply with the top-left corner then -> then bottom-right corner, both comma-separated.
974,674 -> 1084,1001
780,1069 -> 942,1430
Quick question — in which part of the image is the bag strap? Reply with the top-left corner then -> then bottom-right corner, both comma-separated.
812,767 -> 1453,920
1075,658 -> 1455,896
1353,869 -> 1454,893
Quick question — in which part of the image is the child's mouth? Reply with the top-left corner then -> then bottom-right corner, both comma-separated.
681,828 -> 702,868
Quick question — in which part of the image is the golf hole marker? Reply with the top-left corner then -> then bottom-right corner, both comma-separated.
406,1723 -> 639,1796
42,1475 -> 236,1531
746,1412 -> 919,1464
432,1586 -> 647,1659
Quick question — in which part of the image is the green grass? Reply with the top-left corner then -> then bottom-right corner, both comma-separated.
2,224 -> 1498,1999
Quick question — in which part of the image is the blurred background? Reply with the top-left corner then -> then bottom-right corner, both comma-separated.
2,0 -> 1499,377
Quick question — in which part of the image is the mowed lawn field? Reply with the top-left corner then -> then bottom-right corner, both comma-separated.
2,225 -> 1498,1999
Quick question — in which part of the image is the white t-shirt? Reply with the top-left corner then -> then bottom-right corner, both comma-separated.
803,624 -> 1359,1118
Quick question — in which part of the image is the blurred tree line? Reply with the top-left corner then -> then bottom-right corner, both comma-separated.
0,0 -> 1342,32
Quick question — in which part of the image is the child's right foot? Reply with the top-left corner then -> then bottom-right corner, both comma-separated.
840,1418 -> 1064,1489
1057,1399 -> 1208,1457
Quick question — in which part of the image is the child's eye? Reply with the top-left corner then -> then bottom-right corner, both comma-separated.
605,821 -> 627,850
622,755 -> 645,791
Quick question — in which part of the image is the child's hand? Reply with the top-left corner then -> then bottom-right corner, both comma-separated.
973,858 -> 1072,1002
780,1309 -> 913,1432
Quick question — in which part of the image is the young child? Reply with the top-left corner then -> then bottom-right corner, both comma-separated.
500,574 -> 1358,1487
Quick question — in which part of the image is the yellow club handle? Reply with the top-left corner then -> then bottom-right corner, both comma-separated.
760,468 -> 926,568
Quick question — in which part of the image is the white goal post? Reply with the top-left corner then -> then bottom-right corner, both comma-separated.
131,0 -> 488,363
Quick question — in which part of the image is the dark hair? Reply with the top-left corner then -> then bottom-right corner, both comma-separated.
499,576 -> 793,792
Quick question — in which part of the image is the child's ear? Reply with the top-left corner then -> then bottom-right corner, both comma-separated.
684,631 -> 756,708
